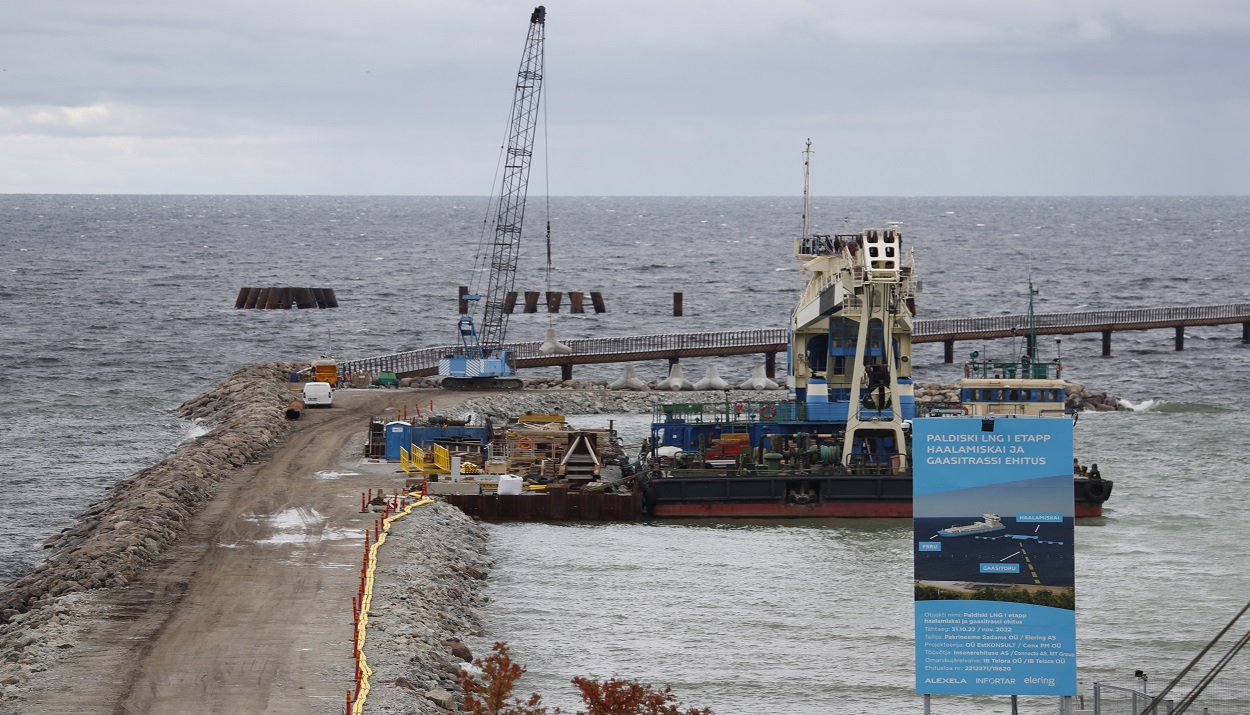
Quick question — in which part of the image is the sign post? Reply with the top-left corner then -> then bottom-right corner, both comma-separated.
913,416 -> 1077,698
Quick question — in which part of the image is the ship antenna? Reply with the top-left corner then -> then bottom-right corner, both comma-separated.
1027,274 -> 1039,362
802,139 -> 813,239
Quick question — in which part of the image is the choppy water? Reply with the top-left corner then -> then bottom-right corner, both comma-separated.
3,195 -> 1250,712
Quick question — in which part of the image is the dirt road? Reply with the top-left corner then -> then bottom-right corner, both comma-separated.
23,388 -> 460,715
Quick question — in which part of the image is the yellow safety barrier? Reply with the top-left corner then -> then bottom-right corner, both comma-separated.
410,445 -> 426,472
350,493 -> 433,714
433,444 -> 450,473
399,446 -> 410,474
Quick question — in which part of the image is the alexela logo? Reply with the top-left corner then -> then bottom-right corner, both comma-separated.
924,678 -> 968,684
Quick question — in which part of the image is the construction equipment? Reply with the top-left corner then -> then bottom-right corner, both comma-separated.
438,6 -> 546,390
309,358 -> 339,387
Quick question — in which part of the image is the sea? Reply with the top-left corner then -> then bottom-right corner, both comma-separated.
3,195 -> 1250,713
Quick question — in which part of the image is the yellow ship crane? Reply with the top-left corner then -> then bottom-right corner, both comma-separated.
789,142 -> 918,471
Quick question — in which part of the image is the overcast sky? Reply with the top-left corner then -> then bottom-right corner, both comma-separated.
3,1 -> 1248,195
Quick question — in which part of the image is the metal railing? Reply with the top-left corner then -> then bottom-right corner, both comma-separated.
336,304 -> 1250,378
916,303 -> 1250,340
1095,682 -> 1174,715
1091,681 -> 1247,715
338,328 -> 790,377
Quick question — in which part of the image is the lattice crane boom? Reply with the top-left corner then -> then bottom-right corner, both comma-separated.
478,6 -> 545,353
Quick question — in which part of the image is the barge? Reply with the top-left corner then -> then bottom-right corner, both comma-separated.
637,142 -> 1111,519
432,143 -> 1112,522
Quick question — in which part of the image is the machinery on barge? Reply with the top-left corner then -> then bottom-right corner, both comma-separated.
638,142 -> 1112,519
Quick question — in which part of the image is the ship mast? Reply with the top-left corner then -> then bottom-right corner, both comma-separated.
802,139 -> 813,241
1026,276 -> 1039,363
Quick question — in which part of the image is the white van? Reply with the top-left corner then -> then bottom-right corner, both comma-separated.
303,381 -> 333,407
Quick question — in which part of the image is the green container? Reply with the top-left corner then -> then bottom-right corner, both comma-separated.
376,371 -> 399,387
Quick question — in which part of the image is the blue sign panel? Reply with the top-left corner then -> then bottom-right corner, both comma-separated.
913,416 -> 1076,696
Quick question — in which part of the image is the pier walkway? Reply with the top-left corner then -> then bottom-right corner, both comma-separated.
920,302 -> 1250,362
339,303 -> 1250,380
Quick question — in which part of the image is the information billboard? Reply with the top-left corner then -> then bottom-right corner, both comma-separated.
913,416 -> 1077,696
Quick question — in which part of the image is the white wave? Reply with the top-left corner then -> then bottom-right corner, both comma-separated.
1117,397 -> 1158,412
180,418 -> 211,442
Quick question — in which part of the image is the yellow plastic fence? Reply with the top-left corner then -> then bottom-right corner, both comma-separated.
351,493 -> 434,714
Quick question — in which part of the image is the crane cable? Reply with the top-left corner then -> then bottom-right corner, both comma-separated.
542,44 -> 553,331
1170,627 -> 1250,714
471,122 -> 509,302
1135,598 -> 1250,715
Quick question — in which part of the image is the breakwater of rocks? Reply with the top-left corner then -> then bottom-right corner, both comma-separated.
0,367 -> 1126,707
358,500 -> 493,715
443,380 -> 1128,423
0,361 -> 300,622
0,361 -> 302,703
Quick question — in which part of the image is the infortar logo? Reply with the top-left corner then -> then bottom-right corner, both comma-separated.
924,678 -> 968,684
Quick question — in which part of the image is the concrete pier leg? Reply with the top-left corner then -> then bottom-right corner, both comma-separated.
560,364 -> 572,381
1244,321 -> 1250,343
1175,326 -> 1185,351
1102,330 -> 1112,357
943,340 -> 954,363
765,352 -> 776,379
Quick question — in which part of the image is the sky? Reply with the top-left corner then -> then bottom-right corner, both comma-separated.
3,0 -> 1249,196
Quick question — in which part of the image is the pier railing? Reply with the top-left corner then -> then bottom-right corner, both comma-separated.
917,302 -> 1250,360
915,303 -> 1250,341
338,328 -> 790,378
337,303 -> 1250,377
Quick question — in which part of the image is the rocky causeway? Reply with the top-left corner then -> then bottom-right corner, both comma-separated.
0,364 -> 1125,713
